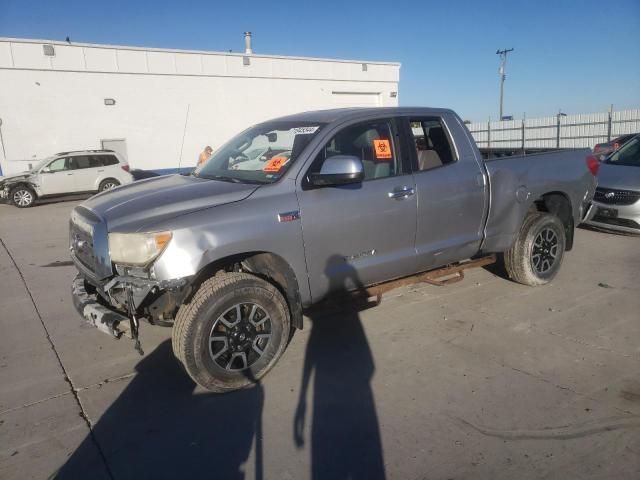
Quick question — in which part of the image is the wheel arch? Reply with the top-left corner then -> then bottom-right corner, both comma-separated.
186,251 -> 304,330
8,182 -> 38,205
529,191 -> 574,250
98,177 -> 120,191
9,181 -> 38,196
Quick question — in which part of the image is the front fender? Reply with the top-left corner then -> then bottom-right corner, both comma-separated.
5,180 -> 40,197
149,186 -> 311,305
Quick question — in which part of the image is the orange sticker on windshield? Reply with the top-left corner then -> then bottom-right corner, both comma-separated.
374,139 -> 392,160
262,156 -> 288,173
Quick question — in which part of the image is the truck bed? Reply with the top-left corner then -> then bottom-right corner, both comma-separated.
481,148 -> 595,253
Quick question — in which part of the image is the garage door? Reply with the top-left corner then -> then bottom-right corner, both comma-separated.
330,91 -> 381,107
101,139 -> 128,162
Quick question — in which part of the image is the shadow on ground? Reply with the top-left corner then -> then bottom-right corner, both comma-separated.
54,340 -> 266,479
55,257 -> 386,480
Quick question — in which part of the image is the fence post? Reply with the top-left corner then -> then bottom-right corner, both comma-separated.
521,118 -> 525,153
607,104 -> 613,142
556,115 -> 561,148
487,119 -> 491,152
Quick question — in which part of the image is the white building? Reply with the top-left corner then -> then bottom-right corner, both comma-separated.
0,36 -> 400,176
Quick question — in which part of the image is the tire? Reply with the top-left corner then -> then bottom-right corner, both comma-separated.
10,185 -> 36,208
99,179 -> 120,191
172,272 -> 291,392
504,212 -> 566,286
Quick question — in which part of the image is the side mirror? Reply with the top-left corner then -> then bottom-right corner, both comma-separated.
41,167 -> 51,173
309,155 -> 364,187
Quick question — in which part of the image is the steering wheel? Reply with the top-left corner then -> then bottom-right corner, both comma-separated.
229,152 -> 249,166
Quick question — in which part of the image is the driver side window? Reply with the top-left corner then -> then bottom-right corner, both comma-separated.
310,120 -> 400,181
47,158 -> 68,172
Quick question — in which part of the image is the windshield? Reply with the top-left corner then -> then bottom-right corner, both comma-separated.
30,156 -> 55,172
606,135 -> 640,167
195,121 -> 326,184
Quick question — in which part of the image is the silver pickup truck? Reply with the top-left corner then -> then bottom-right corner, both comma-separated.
69,107 -> 596,392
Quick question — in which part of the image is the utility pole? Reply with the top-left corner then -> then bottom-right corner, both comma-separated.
496,48 -> 514,120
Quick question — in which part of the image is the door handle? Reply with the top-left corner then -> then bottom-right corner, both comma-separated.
388,186 -> 415,199
97,169 -> 104,172
67,173 -> 74,176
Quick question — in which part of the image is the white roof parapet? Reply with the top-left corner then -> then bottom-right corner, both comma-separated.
0,37 -> 400,67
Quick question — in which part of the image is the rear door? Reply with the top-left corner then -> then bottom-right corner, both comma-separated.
403,114 -> 488,270
296,118 -> 418,301
69,155 -> 99,191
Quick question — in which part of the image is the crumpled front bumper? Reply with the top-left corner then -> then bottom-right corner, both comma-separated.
71,275 -> 132,338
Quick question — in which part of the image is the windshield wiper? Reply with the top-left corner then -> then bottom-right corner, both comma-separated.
199,174 -> 265,185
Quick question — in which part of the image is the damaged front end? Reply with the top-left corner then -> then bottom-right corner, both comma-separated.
69,206 -> 189,354
71,272 -> 188,355
0,173 -> 37,201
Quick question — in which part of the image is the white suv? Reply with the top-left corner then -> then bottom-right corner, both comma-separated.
0,150 -> 134,208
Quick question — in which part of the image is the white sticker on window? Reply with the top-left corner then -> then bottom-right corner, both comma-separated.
293,126 -> 320,135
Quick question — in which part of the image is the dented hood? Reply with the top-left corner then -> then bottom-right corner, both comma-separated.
0,172 -> 35,185
81,174 -> 259,232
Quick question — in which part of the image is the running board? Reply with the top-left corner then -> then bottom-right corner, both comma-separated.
364,254 -> 497,297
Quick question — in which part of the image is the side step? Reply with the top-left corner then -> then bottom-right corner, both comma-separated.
364,254 -> 497,297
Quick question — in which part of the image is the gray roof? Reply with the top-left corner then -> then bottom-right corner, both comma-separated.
265,107 -> 456,125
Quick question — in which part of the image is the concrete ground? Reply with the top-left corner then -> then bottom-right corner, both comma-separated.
0,199 -> 638,480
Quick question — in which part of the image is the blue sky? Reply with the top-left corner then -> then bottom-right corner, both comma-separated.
1,0 -> 639,121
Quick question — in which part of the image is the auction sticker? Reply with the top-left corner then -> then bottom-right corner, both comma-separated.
293,126 -> 320,135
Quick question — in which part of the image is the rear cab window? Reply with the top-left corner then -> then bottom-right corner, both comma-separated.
408,117 -> 458,172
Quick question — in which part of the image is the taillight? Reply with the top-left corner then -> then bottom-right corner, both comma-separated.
121,164 -> 130,172
586,155 -> 599,176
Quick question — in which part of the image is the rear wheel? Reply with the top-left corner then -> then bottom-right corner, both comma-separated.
504,212 -> 566,286
172,272 -> 291,392
99,179 -> 120,191
10,186 -> 36,208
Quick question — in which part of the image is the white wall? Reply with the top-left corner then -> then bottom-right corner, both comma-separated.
0,39 -> 400,175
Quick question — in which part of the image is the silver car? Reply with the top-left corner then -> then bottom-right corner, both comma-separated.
584,135 -> 640,234
68,107 -> 596,392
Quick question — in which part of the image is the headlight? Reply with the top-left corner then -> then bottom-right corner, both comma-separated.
108,231 -> 172,267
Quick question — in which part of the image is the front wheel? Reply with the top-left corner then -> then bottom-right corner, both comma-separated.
172,272 -> 291,392
504,212 -> 566,286
10,186 -> 36,208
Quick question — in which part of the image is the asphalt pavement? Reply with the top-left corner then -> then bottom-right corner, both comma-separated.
0,200 -> 639,480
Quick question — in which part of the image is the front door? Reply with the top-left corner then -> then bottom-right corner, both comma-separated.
297,118 -> 417,302
38,157 -> 75,195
